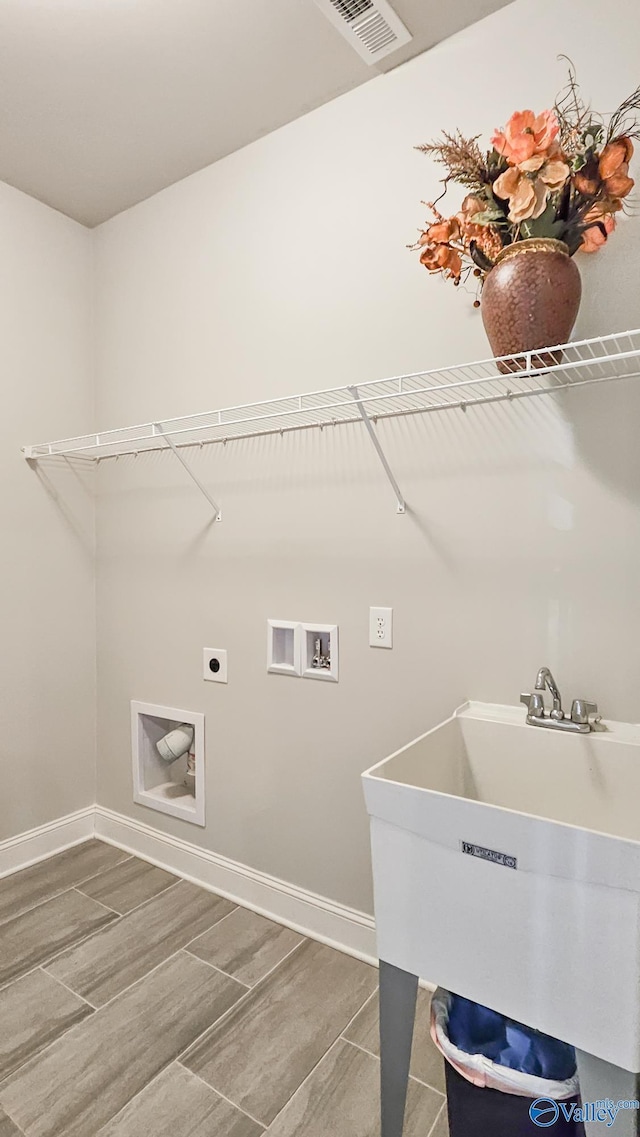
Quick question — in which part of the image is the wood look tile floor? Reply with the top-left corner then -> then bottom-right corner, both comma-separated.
0,841 -> 449,1137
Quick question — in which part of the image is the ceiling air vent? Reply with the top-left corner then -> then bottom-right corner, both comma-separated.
313,0 -> 412,64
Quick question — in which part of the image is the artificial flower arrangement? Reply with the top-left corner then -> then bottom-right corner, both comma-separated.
414,65 -> 639,298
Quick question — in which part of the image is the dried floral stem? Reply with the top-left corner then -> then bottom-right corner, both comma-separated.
607,84 -> 640,143
416,131 -> 488,192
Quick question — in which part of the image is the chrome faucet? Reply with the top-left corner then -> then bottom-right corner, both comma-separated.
535,666 -> 564,721
521,667 -> 601,734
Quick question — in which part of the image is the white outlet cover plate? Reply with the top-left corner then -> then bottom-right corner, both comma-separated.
203,648 -> 228,683
370,607 -> 393,649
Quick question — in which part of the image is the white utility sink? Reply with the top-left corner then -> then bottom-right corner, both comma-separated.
363,702 -> 640,1072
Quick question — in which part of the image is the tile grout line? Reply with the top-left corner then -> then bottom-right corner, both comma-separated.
176,1061 -> 267,1129
37,879 -> 197,987
86,875 -> 185,917
70,886 -> 122,917
219,935 -> 307,991
5,949 -> 262,1136
0,946 -> 250,1112
40,896 -> 246,1011
55,946 -> 198,1012
0,905 -> 126,999
0,846 -> 134,930
90,1057 -> 265,1136
0,965 -> 38,999
176,937 -> 309,1070
37,923 -> 120,979
4,853 -> 308,1004
427,1099 -> 449,1137
0,968 -> 99,1093
338,986 -> 447,1096
37,966 -> 97,1011
71,852 -> 135,891
2,852 -> 309,992
0,1102 -> 27,1137
35,909 -> 126,978
56,927 -> 248,1014
5,940 -> 271,1135
183,928 -> 304,991
72,879 -> 186,918
0,886 -> 292,1015
0,896 -> 68,931
182,949 -> 250,991
1,859 -> 181,953
263,1034 -> 445,1134
264,1033 -> 355,1131
0,880 -> 113,933
331,981 -> 382,1054
184,902 -> 239,944
82,877 -> 195,937
88,1061 -> 181,1137
338,989 -> 376,1041
339,1019 -> 447,1097
74,872 -> 183,917
341,1038 -> 445,1098
79,876 -> 213,926
257,973 -> 380,1131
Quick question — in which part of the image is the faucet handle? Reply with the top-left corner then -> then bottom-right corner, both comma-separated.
571,698 -> 599,725
521,692 -> 544,717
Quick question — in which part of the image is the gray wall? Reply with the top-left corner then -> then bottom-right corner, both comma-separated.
91,0 -> 640,914
0,182 -> 95,839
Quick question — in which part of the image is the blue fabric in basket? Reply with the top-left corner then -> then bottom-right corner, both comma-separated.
447,996 -> 576,1081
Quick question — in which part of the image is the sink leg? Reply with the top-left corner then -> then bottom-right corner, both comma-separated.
576,1050 -> 640,1135
379,960 -> 419,1137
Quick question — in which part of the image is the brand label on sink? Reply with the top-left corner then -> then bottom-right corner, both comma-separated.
461,841 -> 517,870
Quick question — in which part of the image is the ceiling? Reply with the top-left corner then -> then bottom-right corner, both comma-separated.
0,0 -> 511,228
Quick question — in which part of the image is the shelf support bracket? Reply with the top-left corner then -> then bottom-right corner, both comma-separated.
153,424 -> 221,520
347,386 -> 406,514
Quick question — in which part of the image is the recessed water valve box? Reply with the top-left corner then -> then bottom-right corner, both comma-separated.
302,623 -> 339,682
267,620 -> 301,676
131,700 -> 205,826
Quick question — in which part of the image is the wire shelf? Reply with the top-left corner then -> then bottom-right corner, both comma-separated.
22,328 -> 640,462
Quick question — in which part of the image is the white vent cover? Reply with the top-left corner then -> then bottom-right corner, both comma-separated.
313,0 -> 412,64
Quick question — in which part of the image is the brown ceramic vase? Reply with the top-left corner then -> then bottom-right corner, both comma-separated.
481,238 -> 582,374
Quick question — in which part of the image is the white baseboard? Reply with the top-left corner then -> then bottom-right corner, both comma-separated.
94,806 -> 377,965
0,807 -> 95,879
0,804 -> 377,967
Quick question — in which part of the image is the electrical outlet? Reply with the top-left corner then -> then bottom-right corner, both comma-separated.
369,607 -> 393,649
203,648 -> 227,683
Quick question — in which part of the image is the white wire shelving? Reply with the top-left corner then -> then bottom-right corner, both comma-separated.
22,329 -> 640,518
